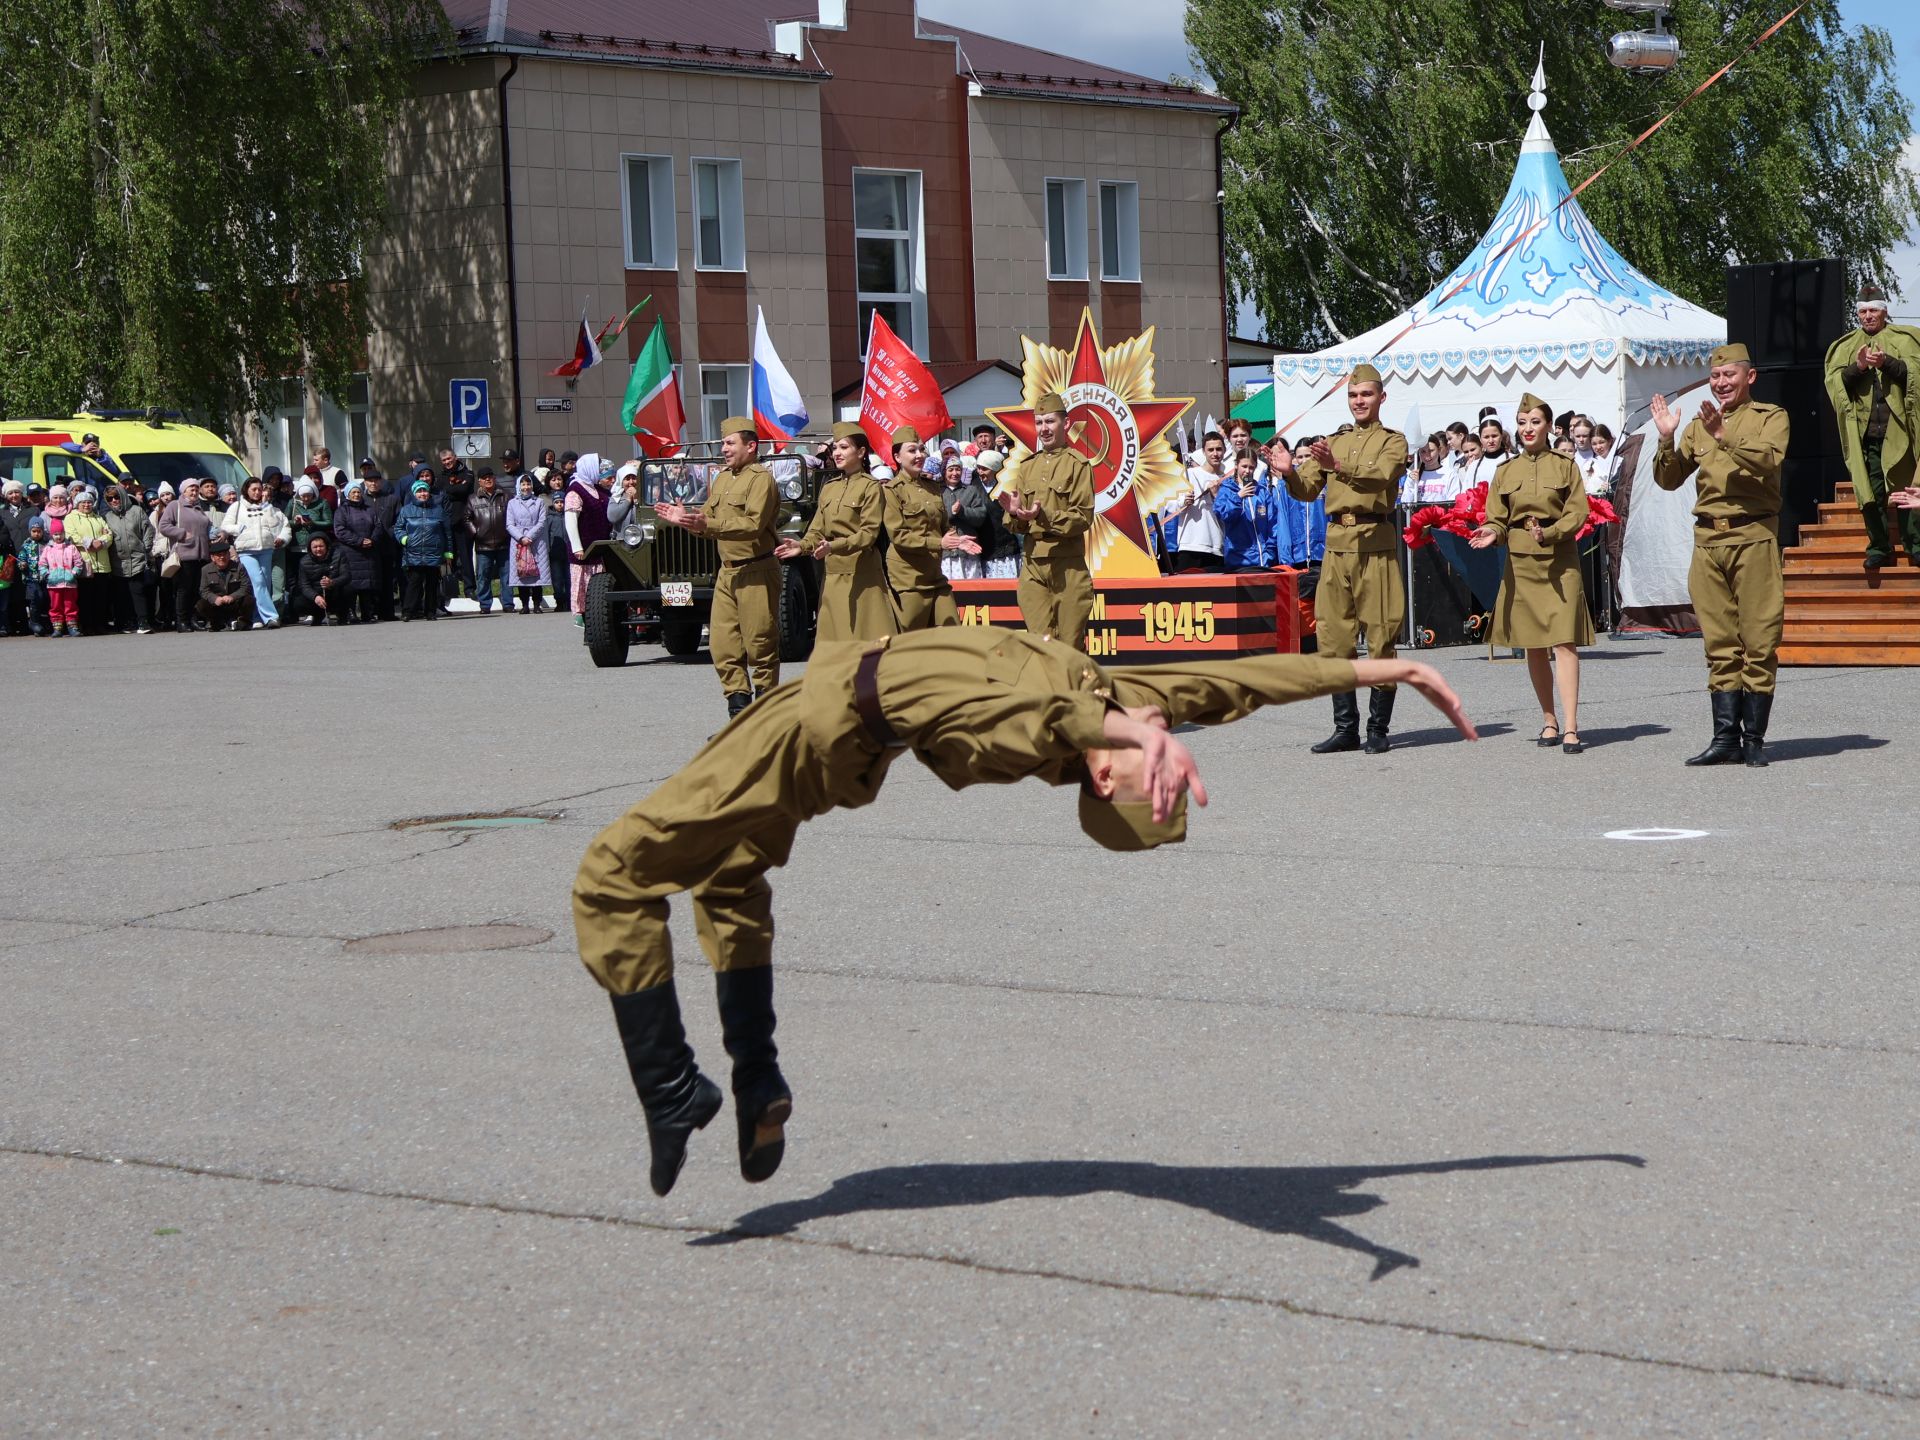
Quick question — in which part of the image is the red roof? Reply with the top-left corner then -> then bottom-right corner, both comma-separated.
438,1 -> 1233,108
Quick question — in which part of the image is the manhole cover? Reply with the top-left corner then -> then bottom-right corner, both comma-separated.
343,924 -> 554,955
390,812 -> 558,832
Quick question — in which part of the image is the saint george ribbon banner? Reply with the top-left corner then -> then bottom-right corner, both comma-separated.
859,312 -> 952,455
1274,3 -> 1809,437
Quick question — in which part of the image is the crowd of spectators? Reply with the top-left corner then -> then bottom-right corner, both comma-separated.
0,446 -> 599,638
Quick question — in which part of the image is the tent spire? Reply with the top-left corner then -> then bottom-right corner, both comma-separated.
1522,43 -> 1554,155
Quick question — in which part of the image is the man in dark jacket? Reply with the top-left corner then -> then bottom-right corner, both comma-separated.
466,468 -> 512,613
437,448 -> 476,601
366,473 -> 402,620
290,532 -> 351,625
1,479 -> 33,634
197,538 -> 255,630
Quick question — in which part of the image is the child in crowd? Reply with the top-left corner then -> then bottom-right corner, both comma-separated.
19,518 -> 50,635
37,524 -> 86,637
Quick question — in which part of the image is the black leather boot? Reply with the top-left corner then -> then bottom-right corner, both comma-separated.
1684,691 -> 1743,767
609,984 -> 723,1197
715,966 -> 793,1184
1311,692 -> 1361,753
1361,687 -> 1396,754
1739,690 -> 1773,768
725,690 -> 752,721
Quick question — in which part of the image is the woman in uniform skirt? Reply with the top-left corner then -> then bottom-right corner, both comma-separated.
1470,393 -> 1593,753
776,421 -> 894,643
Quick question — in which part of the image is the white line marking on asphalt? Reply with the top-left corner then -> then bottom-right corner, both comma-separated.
1604,828 -> 1709,842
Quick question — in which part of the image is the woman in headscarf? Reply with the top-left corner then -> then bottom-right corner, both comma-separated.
938,453 -> 990,582
330,478 -> 382,622
393,474 -> 450,620
63,487 -> 116,632
563,452 -> 614,625
42,483 -> 71,538
774,421 -> 894,642
210,481 -> 239,531
505,472 -> 552,613
287,477 -> 333,553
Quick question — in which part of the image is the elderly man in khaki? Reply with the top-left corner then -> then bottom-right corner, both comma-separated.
1000,392 -> 1096,650
1651,342 -> 1789,767
1273,363 -> 1409,753
656,416 -> 781,722
881,424 -> 959,630
572,626 -> 1476,1197
1823,284 -> 1920,570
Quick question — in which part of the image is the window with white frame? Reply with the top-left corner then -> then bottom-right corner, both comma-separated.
622,155 -> 677,269
853,169 -> 926,353
1099,181 -> 1141,283
261,377 -> 307,476
692,158 -> 746,271
1045,178 -> 1088,281
701,365 -> 749,442
318,373 -> 371,467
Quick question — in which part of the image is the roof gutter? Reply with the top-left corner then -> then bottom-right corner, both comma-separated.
1215,109 -> 1238,416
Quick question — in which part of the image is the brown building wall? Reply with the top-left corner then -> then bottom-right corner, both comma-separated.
806,0 -> 977,398
968,95 -> 1226,412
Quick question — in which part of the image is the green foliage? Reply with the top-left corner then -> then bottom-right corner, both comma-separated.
1187,0 -> 1918,349
0,0 -> 448,423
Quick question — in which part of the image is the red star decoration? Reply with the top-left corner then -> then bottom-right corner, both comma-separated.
989,313 -> 1189,559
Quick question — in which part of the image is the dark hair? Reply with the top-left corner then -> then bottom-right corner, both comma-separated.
539,448 -> 557,466
1202,430 -> 1225,447
559,450 -> 579,465
1591,423 -> 1615,445
1445,421 -> 1470,438
1477,406 -> 1498,423
1425,431 -> 1448,450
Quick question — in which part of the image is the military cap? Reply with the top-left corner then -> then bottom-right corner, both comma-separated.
890,424 -> 921,448
1034,393 -> 1069,415
1858,285 -> 1890,312
1708,343 -> 1752,367
720,416 -> 759,441
1515,391 -> 1552,419
1347,363 -> 1384,386
830,420 -> 870,444
1079,788 -> 1188,852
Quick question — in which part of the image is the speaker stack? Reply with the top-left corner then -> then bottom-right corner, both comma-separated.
1723,260 -> 1846,544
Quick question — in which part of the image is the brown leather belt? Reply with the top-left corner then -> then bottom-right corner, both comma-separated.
1333,511 -> 1384,528
722,551 -> 777,568
854,647 -> 902,749
1695,514 -> 1769,531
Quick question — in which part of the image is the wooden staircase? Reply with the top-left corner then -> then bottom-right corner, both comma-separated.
1779,493 -> 1920,666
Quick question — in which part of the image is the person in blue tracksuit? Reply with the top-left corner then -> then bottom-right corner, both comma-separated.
1263,436 -> 1326,567
1213,450 -> 1276,571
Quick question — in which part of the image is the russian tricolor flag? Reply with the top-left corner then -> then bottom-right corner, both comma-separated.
751,307 -> 809,448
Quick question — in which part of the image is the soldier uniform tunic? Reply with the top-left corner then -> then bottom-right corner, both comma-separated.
1824,322 -> 1920,562
1654,399 -> 1789,694
1006,446 -> 1095,650
882,473 -> 958,631
1285,422 -> 1407,667
704,460 -> 782,697
801,471 -> 894,643
1483,450 -> 1594,649
572,629 -> 1359,995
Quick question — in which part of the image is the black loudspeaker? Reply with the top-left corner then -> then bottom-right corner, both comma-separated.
1725,260 -> 1846,369
1749,364 -> 1840,460
1406,544 -> 1484,648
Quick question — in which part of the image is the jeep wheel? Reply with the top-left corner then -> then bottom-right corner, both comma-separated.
777,560 -> 814,662
583,571 -> 631,668
661,616 -> 703,657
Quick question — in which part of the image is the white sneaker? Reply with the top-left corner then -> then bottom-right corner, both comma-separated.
136,627 -> 152,634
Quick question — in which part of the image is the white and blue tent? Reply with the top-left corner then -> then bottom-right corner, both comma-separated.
1267,58 -> 1723,611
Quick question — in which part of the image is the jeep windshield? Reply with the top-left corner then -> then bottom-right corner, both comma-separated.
118,451 -> 252,494
639,455 -> 815,507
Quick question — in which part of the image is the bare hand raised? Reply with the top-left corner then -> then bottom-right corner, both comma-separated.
1467,524 -> 1500,550
1350,659 -> 1478,740
1650,393 -> 1680,440
1698,398 -> 1724,440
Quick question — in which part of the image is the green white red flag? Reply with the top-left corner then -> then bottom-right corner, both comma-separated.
622,318 -> 685,457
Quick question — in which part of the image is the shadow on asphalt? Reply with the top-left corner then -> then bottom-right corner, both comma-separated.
1766,733 -> 1890,762
1387,721 -> 1515,749
693,1152 -> 1645,1281
1572,723 -> 1670,749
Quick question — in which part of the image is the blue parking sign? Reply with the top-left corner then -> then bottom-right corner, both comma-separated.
450,378 -> 490,431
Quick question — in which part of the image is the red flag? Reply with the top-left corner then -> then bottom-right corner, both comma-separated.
858,313 -> 952,457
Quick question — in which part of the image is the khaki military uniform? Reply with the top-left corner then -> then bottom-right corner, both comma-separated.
1823,322 -> 1920,563
801,472 -> 894,643
1285,422 -> 1407,665
573,628 -> 1359,995
882,474 -> 958,631
1006,447 -> 1095,650
1654,400 -> 1789,693
704,460 -> 782,697
1483,450 -> 1594,649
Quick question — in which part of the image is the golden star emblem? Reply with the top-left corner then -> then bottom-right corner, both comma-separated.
987,309 -> 1196,579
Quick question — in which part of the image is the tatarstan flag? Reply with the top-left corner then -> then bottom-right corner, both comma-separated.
622,319 -> 686,457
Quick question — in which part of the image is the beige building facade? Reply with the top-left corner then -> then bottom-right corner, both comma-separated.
243,0 -> 1232,475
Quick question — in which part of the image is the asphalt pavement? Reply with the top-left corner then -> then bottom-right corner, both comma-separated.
3,614 -> 1917,1437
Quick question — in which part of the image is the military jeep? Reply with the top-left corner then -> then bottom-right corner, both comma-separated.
581,444 -> 824,668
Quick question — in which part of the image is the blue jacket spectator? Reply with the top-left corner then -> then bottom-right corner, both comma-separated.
1212,458 -> 1278,570
393,485 -> 450,568
1261,440 -> 1326,566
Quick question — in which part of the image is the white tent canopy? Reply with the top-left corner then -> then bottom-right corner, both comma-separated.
1268,57 -> 1722,610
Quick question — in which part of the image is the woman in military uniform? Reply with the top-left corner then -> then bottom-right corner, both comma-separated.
776,422 -> 894,643
1469,393 -> 1592,753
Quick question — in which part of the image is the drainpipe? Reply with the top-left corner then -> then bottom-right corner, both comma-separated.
1214,110 -> 1237,415
497,53 -> 524,458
